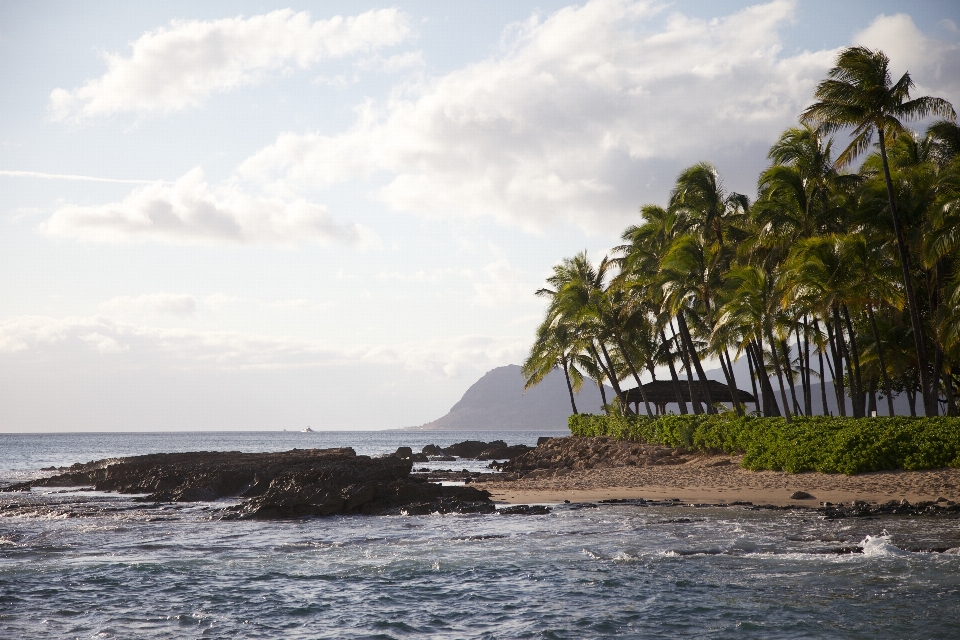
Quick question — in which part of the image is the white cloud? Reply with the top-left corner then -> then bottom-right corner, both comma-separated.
102,293 -> 198,317
357,50 -> 426,73
41,167 -> 377,246
0,315 -> 527,376
79,332 -> 128,354
854,14 -> 960,106
238,0 -> 843,232
50,8 -> 412,120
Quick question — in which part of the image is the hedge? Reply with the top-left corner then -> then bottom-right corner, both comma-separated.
567,413 -> 960,475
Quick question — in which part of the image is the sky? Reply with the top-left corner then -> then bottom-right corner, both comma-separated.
2,0 -> 959,432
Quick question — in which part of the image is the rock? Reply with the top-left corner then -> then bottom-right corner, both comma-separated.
818,499 -> 960,519
477,444 -> 532,461
537,437 -> 554,446
497,504 -> 551,515
3,448 -> 495,519
443,440 -> 507,458
495,436 -> 699,473
392,446 -> 413,458
790,491 -> 815,500
421,444 -> 443,455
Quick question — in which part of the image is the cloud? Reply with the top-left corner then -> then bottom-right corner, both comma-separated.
238,0 -> 844,232
0,170 -> 159,184
0,315 -> 527,376
101,293 -> 198,317
50,8 -> 411,120
41,167 -> 376,246
854,14 -> 960,105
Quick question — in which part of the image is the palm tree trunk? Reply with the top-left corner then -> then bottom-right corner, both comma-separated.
842,304 -> 865,417
800,319 -> 813,415
561,357 -> 578,415
812,317 -> 830,415
677,312 -> 716,414
751,339 -> 781,417
661,329 -> 689,415
934,345 -> 945,414
866,304 -> 895,416
614,334 -> 653,417
817,338 -> 829,416
868,376 -> 878,416
878,130 -> 935,416
746,345 -> 761,415
674,322 -> 703,415
835,305 -> 862,418
945,367 -> 957,416
597,341 -> 632,414
781,339 -> 804,416
722,348 -> 743,416
716,345 -> 742,416
596,377 -> 608,410
825,313 -> 847,417
766,329 -> 793,423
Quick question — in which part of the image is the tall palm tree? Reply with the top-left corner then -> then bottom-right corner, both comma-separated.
801,46 -> 956,416
523,317 -> 585,415
538,252 -> 634,413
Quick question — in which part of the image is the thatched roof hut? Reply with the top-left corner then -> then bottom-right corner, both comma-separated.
624,379 -> 756,412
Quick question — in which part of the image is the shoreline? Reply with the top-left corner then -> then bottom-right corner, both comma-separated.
481,454 -> 960,507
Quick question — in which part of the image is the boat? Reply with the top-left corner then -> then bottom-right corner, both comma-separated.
302,427 -> 314,433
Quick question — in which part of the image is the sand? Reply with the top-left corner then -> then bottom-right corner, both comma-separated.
483,453 -> 960,507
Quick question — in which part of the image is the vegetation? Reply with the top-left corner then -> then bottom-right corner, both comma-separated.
568,413 -> 960,475
523,47 -> 960,419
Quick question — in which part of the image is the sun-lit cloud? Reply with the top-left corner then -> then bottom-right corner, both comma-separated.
49,8 -> 412,120
854,13 -> 960,104
238,0 -> 844,232
41,167 -> 377,246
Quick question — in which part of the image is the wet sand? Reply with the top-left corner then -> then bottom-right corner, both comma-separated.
484,453 -> 960,506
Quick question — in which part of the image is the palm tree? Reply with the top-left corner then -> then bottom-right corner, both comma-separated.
714,265 -> 789,420
538,252 -> 634,413
523,317 -> 585,415
801,46 -> 956,416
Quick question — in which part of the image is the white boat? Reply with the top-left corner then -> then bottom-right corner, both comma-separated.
301,427 -> 314,433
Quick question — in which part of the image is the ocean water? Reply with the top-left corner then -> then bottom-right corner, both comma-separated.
3,432 -> 960,639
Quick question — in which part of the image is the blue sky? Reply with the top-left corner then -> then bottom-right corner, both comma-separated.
2,0 -> 959,431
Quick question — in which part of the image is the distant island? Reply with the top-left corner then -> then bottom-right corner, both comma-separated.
408,364 -> 612,431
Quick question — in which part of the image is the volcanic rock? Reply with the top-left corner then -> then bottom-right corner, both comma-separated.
2,448 -> 494,518
443,440 -> 506,458
496,436 -> 700,473
477,444 -> 532,460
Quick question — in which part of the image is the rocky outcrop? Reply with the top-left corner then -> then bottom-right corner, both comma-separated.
419,440 -> 532,460
2,448 -> 494,518
818,499 -> 960,519
497,437 -> 694,475
388,447 -> 429,462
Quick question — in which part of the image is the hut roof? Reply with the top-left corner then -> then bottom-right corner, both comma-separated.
624,379 -> 756,404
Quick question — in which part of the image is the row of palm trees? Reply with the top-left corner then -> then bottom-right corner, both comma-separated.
523,47 -> 960,419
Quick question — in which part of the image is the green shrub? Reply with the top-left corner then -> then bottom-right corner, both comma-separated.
567,413 -> 960,474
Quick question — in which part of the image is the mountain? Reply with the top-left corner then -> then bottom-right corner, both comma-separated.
410,365 -> 612,431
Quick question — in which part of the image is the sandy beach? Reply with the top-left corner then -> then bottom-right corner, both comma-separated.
483,452 -> 960,507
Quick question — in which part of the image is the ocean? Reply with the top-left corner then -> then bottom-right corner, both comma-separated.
2,431 -> 960,639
